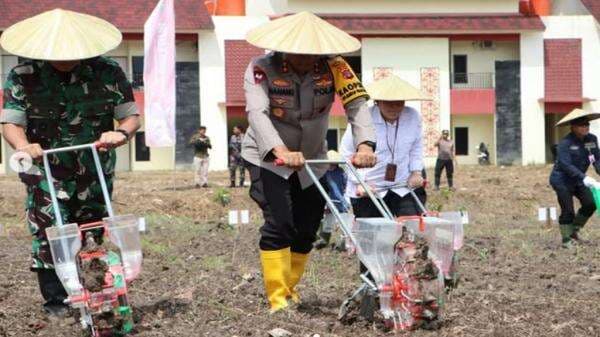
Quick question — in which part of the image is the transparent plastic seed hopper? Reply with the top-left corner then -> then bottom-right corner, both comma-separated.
298,159 -> 465,331
43,142 -> 143,337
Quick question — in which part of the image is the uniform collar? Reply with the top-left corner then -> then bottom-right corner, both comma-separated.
278,56 -> 326,85
40,59 -> 95,84
569,132 -> 591,143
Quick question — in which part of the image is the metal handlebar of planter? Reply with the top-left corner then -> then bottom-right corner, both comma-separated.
275,159 -> 428,242
42,142 -> 114,227
275,158 -> 392,246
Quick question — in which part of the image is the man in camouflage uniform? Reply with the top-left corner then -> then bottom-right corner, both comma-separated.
229,125 -> 246,187
0,9 -> 140,316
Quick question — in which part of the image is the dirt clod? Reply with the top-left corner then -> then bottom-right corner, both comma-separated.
79,258 -> 109,293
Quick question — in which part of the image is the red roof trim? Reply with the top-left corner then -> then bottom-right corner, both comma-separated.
545,102 -> 583,115
318,13 -> 545,33
538,97 -> 594,103
122,33 -> 198,41
352,33 -> 520,40
0,0 -> 214,30
581,0 -> 600,23
225,101 -> 247,107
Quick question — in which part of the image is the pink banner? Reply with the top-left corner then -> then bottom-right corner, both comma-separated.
143,0 -> 176,147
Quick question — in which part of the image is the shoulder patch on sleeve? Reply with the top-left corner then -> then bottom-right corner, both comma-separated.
13,64 -> 35,75
253,66 -> 266,84
327,56 -> 369,106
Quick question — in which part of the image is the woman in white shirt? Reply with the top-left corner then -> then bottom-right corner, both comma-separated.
340,75 -> 431,218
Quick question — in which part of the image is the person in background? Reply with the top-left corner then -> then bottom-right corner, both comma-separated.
340,74 -> 429,320
549,108 -> 600,248
229,125 -> 246,188
341,75 -> 428,219
314,150 -> 350,250
189,126 -> 211,188
434,130 -> 456,191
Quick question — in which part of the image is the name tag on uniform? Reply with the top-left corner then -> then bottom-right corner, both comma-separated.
570,145 -> 579,150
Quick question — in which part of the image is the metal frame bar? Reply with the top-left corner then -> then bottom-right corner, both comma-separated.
303,159 -> 393,248
304,159 -> 429,238
42,143 -> 114,227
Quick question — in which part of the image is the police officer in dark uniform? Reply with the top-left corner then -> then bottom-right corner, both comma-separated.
550,109 -> 600,248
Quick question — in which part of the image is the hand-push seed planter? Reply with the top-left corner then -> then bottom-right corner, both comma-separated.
43,142 -> 143,336
291,159 -> 464,331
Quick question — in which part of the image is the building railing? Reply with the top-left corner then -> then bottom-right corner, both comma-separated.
451,72 -> 495,89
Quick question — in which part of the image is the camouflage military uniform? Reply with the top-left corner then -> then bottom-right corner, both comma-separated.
1,57 -> 138,270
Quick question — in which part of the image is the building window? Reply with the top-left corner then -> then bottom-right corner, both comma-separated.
132,56 -> 144,88
135,132 -> 151,161
453,55 -> 468,84
454,127 -> 469,155
327,129 -> 338,151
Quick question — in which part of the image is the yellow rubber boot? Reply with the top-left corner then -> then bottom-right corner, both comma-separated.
289,252 -> 310,303
259,248 -> 292,312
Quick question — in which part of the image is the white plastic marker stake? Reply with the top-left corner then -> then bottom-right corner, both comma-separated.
538,208 -> 547,221
229,210 -> 239,227
138,218 -> 146,233
460,211 -> 469,225
538,207 -> 555,227
549,207 -> 557,221
240,210 -> 250,225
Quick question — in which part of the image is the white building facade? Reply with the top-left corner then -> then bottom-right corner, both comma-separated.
2,0 -> 600,173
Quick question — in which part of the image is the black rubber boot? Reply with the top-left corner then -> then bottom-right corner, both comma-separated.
571,213 -> 591,244
37,269 -> 69,317
559,224 -> 576,248
313,232 -> 331,250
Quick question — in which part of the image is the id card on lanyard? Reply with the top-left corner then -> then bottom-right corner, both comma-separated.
585,142 -> 596,164
385,118 -> 400,182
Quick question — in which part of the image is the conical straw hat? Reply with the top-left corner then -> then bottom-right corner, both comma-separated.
246,11 -> 361,55
0,9 -> 122,61
366,75 -> 432,101
556,108 -> 600,126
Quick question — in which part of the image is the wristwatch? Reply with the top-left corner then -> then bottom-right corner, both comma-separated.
359,141 -> 376,152
116,129 -> 131,141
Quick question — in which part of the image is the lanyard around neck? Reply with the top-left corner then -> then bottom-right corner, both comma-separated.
385,117 -> 400,161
